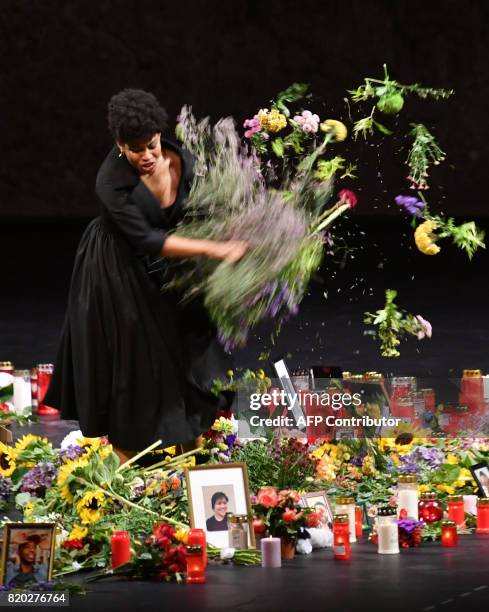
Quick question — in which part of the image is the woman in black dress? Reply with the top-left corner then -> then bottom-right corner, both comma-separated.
45,89 -> 247,463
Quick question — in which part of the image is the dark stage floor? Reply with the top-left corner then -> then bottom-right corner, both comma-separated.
2,217 -> 488,379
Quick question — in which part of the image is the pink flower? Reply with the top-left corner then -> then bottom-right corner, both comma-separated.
278,489 -> 301,505
389,495 -> 398,507
415,315 -> 432,339
257,486 -> 279,508
243,115 -> 262,138
338,189 -> 358,208
282,508 -> 303,523
293,110 -> 320,133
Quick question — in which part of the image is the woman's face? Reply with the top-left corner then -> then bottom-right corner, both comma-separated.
214,498 -> 228,519
118,132 -> 162,175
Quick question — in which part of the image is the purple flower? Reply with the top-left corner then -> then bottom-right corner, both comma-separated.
58,444 -> 86,463
395,195 -> 426,217
243,115 -> 262,138
224,434 -> 237,449
20,462 -> 57,497
0,476 -> 12,500
397,518 -> 425,533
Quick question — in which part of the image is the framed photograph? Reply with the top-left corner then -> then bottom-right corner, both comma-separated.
300,491 -> 334,531
185,463 -> 255,549
1,523 -> 55,587
470,462 -> 489,497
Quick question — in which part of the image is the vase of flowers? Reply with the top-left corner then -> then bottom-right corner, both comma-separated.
252,487 -> 321,560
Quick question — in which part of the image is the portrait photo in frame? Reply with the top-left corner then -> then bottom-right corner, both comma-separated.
470,462 -> 489,498
185,463 -> 255,549
1,523 -> 55,587
300,491 -> 334,530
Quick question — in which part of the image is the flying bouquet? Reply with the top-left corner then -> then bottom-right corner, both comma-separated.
169,96 -> 356,350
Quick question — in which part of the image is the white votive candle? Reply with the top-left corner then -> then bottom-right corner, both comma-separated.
261,536 -> 281,568
397,474 -> 418,520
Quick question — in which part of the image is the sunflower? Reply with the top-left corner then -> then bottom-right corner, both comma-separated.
57,457 -> 89,503
98,444 -> 113,461
15,434 -> 48,452
0,442 -> 17,477
76,490 -> 107,524
68,524 -> 89,541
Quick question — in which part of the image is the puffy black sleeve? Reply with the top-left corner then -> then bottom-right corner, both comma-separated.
95,149 -> 167,257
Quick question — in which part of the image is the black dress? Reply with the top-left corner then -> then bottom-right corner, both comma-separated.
45,138 -> 231,450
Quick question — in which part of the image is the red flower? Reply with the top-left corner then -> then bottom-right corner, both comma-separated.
257,487 -> 279,508
338,189 -> 358,208
253,517 -> 267,534
282,509 -> 303,523
0,402 -> 10,413
63,539 -> 84,550
399,508 -> 408,520
306,511 -> 321,528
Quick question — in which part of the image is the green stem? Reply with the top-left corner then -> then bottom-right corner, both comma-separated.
142,448 -> 201,474
116,439 -> 163,473
310,203 -> 350,235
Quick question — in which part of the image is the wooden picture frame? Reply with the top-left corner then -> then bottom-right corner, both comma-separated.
1,523 -> 56,587
470,462 -> 489,498
185,462 -> 256,549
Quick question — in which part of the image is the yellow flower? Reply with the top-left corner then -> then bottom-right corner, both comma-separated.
98,445 -> 113,461
226,370 -> 234,378
76,490 -> 107,525
24,501 -> 35,521
418,484 -> 431,494
15,434 -> 48,452
459,468 -> 472,479
446,454 -> 459,465
258,108 -> 287,133
0,442 -> 17,477
436,484 -> 455,495
163,445 -> 177,456
258,369 -> 265,380
453,480 -> 465,488
415,220 -> 440,256
57,457 -> 89,503
175,528 -> 189,544
68,524 -> 89,541
366,402 -> 381,420
320,119 -> 348,142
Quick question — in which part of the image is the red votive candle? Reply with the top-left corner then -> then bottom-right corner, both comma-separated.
476,498 -> 489,534
333,515 -> 351,560
111,531 -> 131,568
447,495 -> 465,527
188,528 -> 207,567
441,520 -> 457,547
36,363 -> 59,415
186,545 -> 206,584
355,505 -> 363,539
418,491 -> 443,524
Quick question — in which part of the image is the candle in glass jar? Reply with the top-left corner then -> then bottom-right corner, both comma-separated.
476,498 -> 489,533
36,364 -> 59,415
228,514 -> 248,549
377,506 -> 399,554
447,495 -> 465,527
333,515 -> 351,560
188,528 -> 207,567
111,531 -> 131,568
441,520 -> 457,547
418,491 -> 443,524
186,545 -> 206,583
13,370 -> 32,416
335,496 -> 356,543
261,536 -> 281,568
463,494 -> 478,515
397,474 -> 418,520
355,505 -> 363,539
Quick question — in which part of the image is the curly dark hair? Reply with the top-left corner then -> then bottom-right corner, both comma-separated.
107,88 -> 168,143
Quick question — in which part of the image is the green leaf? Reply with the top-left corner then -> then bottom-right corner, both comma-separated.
15,492 -> 32,507
271,138 -> 285,158
373,120 -> 393,135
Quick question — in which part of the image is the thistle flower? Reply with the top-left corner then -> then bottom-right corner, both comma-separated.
414,220 -> 440,255
395,195 -> 426,217
20,462 -> 57,497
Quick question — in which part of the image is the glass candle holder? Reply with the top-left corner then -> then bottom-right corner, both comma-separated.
333,514 -> 351,560
111,531 -> 131,568
228,514 -> 248,549
355,505 -> 363,539
447,495 -> 465,527
335,496 -> 356,543
377,506 -> 399,555
188,528 -> 207,567
13,370 -> 32,416
0,361 -> 14,375
186,545 -> 206,584
397,474 -> 418,519
36,363 -> 59,415
441,520 -> 457,547
476,498 -> 489,534
418,491 -> 443,524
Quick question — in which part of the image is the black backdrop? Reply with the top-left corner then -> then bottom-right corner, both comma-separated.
1,0 -> 488,218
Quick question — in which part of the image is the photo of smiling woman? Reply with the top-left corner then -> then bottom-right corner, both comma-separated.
206,492 -> 230,532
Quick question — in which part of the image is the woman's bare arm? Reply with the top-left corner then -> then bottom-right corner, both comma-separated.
161,235 -> 248,263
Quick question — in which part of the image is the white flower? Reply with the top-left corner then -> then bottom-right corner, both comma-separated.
71,561 -> 82,571
0,373 -> 13,388
56,528 -> 69,547
220,547 -> 235,560
60,430 -> 84,449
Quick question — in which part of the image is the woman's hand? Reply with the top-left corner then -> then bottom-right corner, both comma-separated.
204,240 -> 248,263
